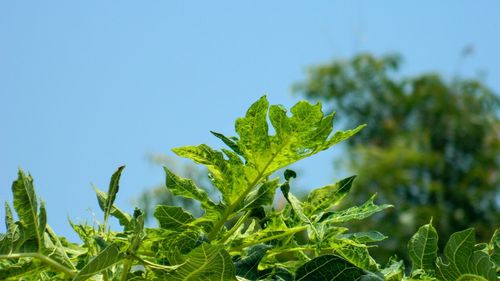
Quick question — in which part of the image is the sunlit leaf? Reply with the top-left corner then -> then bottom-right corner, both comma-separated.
408,221 -> 438,272
436,228 -> 496,281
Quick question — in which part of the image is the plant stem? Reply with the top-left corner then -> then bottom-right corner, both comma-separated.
219,211 -> 251,243
207,174 -> 263,241
0,253 -> 76,278
207,138 -> 290,242
119,259 -> 132,281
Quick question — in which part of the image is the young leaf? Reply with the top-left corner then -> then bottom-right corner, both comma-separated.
165,243 -> 236,280
173,144 -> 247,205
240,178 -> 280,211
11,170 -> 44,249
408,221 -> 438,272
304,176 -> 355,216
379,258 -> 405,281
210,131 -> 243,156
154,205 -> 195,230
339,231 -> 387,244
236,96 -> 365,177
234,244 -> 273,280
489,228 -> 499,268
94,187 -> 132,228
436,228 -> 496,281
103,165 -> 125,227
318,194 -> 392,224
164,167 -> 218,212
73,243 -> 125,281
294,255 -> 366,281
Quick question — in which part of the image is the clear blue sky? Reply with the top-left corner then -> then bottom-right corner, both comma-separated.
1,1 -> 499,240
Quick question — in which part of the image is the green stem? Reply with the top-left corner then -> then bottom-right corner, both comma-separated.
207,174 -> 264,241
119,259 -> 133,281
207,138 -> 291,242
131,254 -> 181,270
219,211 -> 251,243
0,253 -> 76,278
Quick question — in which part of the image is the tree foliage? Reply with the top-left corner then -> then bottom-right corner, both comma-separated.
1,96 -> 498,280
294,53 -> 500,261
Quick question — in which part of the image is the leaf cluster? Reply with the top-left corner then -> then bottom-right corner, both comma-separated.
1,96 -> 498,280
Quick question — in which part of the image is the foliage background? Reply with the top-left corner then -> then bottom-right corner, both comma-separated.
1,0 -> 499,252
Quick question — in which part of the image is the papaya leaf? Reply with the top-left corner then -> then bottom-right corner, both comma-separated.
94,186 -> 132,228
436,228 -> 496,281
211,131 -> 243,156
11,170 -> 44,250
489,228 -> 499,268
234,244 -> 273,280
339,231 -> 387,244
73,243 -> 125,281
318,195 -> 392,224
165,243 -> 236,281
295,255 -> 366,281
304,175 -> 356,216
379,258 -> 405,281
154,205 -> 195,230
164,167 -> 219,216
241,178 -> 280,212
173,144 -> 247,205
408,221 -> 438,272
103,165 -> 125,227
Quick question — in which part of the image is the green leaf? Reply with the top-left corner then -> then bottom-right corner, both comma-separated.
489,228 -> 499,268
234,244 -> 273,280
211,131 -> 243,156
164,167 -> 218,212
43,226 -> 75,270
166,243 -> 236,281
94,187 -> 132,228
319,195 -> 392,224
157,228 -> 206,265
173,144 -> 247,205
408,221 -> 438,272
379,258 -> 405,281
235,96 -> 271,170
0,203 -> 18,255
436,228 -> 496,281
0,260 -> 43,280
4,202 -> 15,233
295,255 -> 366,281
236,96 -> 364,177
103,165 -> 125,226
241,178 -> 280,211
73,243 -> 125,281
11,170 -> 44,250
154,205 -> 195,230
304,176 -> 356,216
327,237 -> 379,271
339,231 -> 387,244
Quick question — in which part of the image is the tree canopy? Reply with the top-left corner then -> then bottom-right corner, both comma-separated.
294,53 -> 500,262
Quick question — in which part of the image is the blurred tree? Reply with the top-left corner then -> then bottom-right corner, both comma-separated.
294,53 -> 500,263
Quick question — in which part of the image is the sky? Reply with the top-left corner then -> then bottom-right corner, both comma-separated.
1,1 -> 499,241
